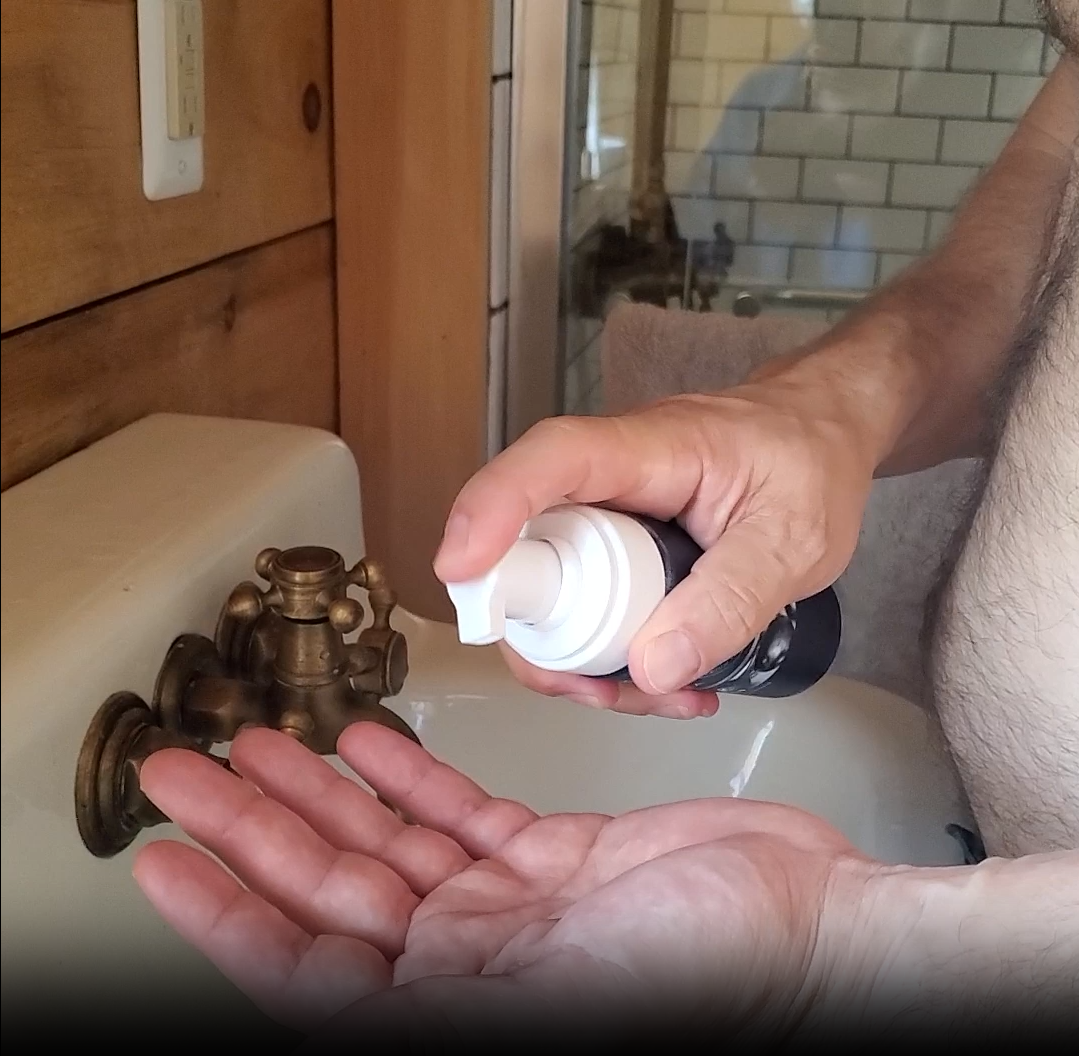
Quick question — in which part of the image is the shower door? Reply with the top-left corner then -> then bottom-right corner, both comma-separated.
503,0 -> 1053,440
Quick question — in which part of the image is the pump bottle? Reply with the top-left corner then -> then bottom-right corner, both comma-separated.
445,503 -> 841,698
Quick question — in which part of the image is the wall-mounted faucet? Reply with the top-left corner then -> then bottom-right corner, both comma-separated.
75,545 -> 415,858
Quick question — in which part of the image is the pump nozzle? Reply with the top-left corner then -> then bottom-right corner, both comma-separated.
446,538 -> 563,645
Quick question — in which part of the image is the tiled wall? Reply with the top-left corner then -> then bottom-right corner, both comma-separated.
562,0 -> 1056,415
663,0 -> 1057,292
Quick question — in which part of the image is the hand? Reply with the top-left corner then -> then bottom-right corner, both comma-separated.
132,725 -> 886,1045
433,382 -> 877,717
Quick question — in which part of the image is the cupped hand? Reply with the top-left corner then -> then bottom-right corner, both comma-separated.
433,385 -> 876,717
132,725 -> 883,1044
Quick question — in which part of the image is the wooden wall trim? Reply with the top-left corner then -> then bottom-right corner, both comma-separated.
332,0 -> 493,622
1,0 -> 333,332
1,226 -> 337,490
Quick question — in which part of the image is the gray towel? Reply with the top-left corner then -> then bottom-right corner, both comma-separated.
599,301 -> 981,708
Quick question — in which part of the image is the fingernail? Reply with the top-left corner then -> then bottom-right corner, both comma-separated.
436,513 -> 470,562
567,693 -> 603,708
642,630 -> 701,694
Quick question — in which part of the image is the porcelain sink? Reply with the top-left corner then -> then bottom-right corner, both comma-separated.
1,414 -> 974,1039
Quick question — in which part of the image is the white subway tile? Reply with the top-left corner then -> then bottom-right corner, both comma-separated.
704,14 -> 768,61
952,26 -> 1045,74
810,66 -> 900,115
487,308 -> 507,459
768,17 -> 812,62
676,12 -> 708,59
859,21 -> 951,70
671,106 -> 760,153
791,248 -> 877,290
754,201 -> 839,246
809,18 -> 860,65
992,74 -> 1045,118
724,0 -> 804,14
590,6 -> 622,64
817,0 -> 906,15
1043,41 -> 1062,75
901,71 -> 992,117
891,163 -> 980,208
850,115 -> 940,162
492,0 -> 512,76
666,150 -> 715,195
928,210 -> 954,245
714,154 -> 801,198
1002,0 -> 1042,23
839,206 -> 928,251
720,62 -> 808,109
762,110 -> 849,156
671,196 -> 751,242
908,0 -> 1002,22
669,59 -> 707,104
618,7 -> 639,58
599,62 -> 636,107
767,16 -> 861,66
729,245 -> 791,285
940,118 -> 1016,165
878,253 -> 921,283
802,158 -> 890,205
489,79 -> 511,307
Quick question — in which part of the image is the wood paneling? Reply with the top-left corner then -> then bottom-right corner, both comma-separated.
333,0 -> 492,621
1,0 -> 332,332
1,225 -> 336,490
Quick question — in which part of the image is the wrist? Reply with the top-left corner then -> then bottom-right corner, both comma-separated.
802,852 -> 1079,1041
742,313 -> 927,475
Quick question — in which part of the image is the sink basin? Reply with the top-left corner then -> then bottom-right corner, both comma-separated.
1,414 -> 974,1039
387,612 -> 972,868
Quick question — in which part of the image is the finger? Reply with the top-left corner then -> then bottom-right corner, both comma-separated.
498,643 -> 719,719
229,728 -> 473,896
133,840 -> 390,1033
627,520 -> 798,694
337,724 -> 538,860
496,643 -> 621,709
139,748 -> 418,957
432,414 -> 702,582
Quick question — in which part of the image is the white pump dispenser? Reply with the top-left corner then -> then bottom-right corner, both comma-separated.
445,504 -> 666,676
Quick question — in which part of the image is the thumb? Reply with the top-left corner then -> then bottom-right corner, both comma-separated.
627,521 -> 806,695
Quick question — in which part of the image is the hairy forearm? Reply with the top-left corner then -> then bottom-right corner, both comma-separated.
811,852 -> 1079,1041
751,56 -> 1079,477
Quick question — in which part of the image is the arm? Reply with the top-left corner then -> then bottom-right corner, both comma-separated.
752,56 -> 1079,477
812,850 -> 1079,1040
431,57 -> 1079,708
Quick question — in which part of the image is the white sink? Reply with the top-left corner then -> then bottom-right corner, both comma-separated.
1,414 -> 974,1038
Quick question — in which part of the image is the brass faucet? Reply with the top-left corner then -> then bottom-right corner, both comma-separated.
75,546 -> 417,858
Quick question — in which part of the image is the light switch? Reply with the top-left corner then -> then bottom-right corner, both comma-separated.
164,0 -> 204,140
136,0 -> 204,200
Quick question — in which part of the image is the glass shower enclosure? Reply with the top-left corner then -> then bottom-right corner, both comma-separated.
502,0 -> 1053,444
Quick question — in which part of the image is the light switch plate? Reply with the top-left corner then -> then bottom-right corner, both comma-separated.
136,0 -> 204,200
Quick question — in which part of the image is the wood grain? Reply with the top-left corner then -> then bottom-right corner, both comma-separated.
333,0 -> 492,622
1,0 -> 333,332
1,225 -> 337,490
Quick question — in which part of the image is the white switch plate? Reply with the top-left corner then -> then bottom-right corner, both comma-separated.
136,0 -> 204,200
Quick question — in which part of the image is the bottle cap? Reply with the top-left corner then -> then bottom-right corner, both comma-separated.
445,504 -> 666,676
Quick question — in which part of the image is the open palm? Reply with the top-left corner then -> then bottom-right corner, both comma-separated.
134,724 -> 875,1044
